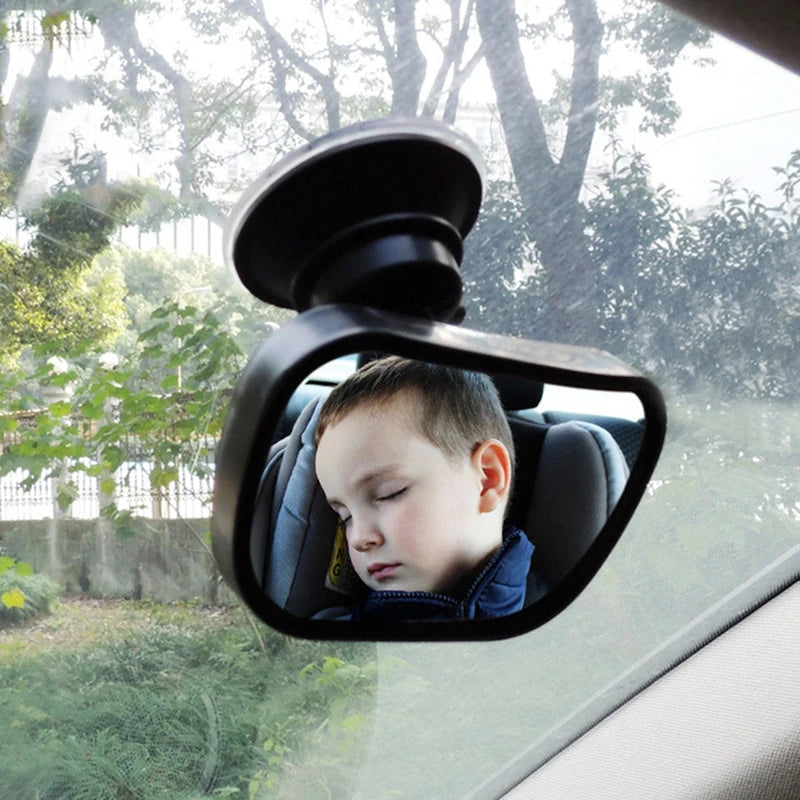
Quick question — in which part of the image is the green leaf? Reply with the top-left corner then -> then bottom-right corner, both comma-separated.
0,556 -> 15,575
0,416 -> 19,435
49,401 -> 72,418
328,696 -> 348,719
161,374 -> 179,391
1,588 -> 25,609
172,322 -> 196,338
100,477 -> 116,495
322,656 -> 345,674
151,467 -> 179,488
139,343 -> 165,360
341,713 -> 368,731
56,482 -> 79,510
298,662 -> 317,678
138,320 -> 171,341
15,561 -> 34,577
149,305 -> 172,320
100,502 -> 120,520
115,521 -> 139,540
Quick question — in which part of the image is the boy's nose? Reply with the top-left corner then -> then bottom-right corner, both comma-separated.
349,518 -> 382,552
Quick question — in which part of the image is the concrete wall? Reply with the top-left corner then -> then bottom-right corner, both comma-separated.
0,518 -> 235,604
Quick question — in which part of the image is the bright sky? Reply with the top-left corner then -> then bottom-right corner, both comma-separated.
638,37 -> 800,207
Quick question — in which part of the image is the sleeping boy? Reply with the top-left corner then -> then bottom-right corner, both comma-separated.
314,356 -> 534,621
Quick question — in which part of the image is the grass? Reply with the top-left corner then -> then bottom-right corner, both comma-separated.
0,596 -> 378,799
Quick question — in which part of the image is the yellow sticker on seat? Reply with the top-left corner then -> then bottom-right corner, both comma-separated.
325,519 -> 359,596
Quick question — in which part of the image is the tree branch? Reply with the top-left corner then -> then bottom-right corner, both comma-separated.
315,0 -> 338,80
475,0 -> 556,206
421,0 -> 476,118
235,0 -> 341,134
443,45 -> 484,123
99,9 -> 195,199
364,0 -> 395,71
190,72 -> 261,154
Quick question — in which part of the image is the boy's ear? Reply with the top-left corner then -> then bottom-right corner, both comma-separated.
472,439 -> 512,514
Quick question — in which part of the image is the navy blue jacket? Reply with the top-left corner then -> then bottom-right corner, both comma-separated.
355,527 -> 534,622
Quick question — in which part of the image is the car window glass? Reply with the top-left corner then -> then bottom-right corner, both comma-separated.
0,2 -> 798,798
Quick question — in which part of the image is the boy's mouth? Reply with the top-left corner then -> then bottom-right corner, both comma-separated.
368,562 -> 401,581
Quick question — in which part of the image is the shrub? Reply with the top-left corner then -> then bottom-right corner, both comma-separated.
0,558 -> 61,626
0,610 -> 377,799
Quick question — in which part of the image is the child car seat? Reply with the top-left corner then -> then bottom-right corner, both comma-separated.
512,417 -> 629,590
251,388 -> 630,618
252,396 -> 358,618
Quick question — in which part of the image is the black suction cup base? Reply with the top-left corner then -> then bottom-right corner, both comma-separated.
294,213 -> 465,321
226,118 -> 484,321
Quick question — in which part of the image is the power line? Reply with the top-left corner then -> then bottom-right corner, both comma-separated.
657,107 -> 800,149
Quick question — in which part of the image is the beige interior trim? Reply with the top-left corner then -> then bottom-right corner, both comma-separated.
503,580 -> 800,800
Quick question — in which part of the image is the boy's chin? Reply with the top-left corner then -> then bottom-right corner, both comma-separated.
368,578 -> 446,594
364,574 -> 430,593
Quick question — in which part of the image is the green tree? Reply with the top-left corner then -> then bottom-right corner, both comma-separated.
0,11 -> 140,367
93,244 -> 294,357
473,0 -> 710,341
0,173 -> 140,366
11,1 -> 796,403
583,147 -> 800,399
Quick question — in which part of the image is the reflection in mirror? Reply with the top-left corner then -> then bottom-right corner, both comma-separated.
252,355 -> 644,623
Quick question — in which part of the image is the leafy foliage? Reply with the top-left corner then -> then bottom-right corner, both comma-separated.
0,174 -> 141,366
0,556 -> 61,626
93,244 -> 293,358
583,147 -> 800,399
0,299 -> 249,531
0,607 -> 378,798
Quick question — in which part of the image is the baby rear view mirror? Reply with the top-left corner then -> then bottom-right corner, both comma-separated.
212,119 -> 666,641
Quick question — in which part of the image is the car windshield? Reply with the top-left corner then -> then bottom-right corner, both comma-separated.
0,2 -> 798,799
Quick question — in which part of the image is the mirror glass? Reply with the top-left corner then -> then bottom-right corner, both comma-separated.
252,354 -> 644,623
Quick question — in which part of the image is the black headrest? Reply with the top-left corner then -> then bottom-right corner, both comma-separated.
492,374 -> 544,410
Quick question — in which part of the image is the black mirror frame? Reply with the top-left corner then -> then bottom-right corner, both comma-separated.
211,303 -> 666,641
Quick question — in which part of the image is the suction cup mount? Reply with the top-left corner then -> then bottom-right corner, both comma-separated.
225,118 -> 485,323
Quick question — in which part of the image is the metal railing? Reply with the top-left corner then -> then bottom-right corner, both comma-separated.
0,412 -> 216,521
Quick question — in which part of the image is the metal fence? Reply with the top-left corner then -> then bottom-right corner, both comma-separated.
0,411 -> 216,522
0,212 -> 224,262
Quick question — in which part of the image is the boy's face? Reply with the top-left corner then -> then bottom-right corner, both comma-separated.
315,391 -> 506,594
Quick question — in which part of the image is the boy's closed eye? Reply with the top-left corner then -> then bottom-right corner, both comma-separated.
375,486 -> 407,503
327,487 -> 407,526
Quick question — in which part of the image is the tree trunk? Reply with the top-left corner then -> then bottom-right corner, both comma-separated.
389,0 -> 427,115
476,0 -> 603,343
2,44 -> 54,203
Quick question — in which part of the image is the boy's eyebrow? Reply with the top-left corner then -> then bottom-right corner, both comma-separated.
353,464 -> 403,490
